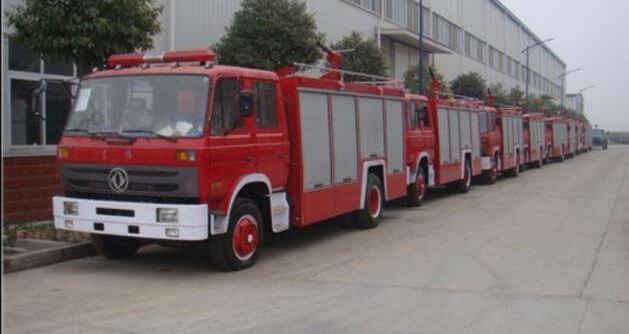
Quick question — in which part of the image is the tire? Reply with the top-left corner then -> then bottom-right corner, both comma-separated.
536,148 -> 544,168
481,155 -> 498,185
91,234 -> 141,259
558,147 -> 565,162
406,166 -> 427,207
506,154 -> 520,177
450,160 -> 472,193
209,198 -> 263,271
519,152 -> 527,173
353,174 -> 384,229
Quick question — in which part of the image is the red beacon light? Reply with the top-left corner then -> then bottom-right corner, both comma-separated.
107,49 -> 216,69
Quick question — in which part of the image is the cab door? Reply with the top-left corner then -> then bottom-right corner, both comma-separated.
208,76 -> 256,204
252,79 -> 289,190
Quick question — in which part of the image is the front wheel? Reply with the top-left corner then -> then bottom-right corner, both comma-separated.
353,174 -> 384,229
91,235 -> 141,259
210,198 -> 263,271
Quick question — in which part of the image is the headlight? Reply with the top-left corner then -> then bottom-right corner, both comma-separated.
157,208 -> 178,223
63,201 -> 79,215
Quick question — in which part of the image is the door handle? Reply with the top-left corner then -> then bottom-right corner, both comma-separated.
245,156 -> 254,162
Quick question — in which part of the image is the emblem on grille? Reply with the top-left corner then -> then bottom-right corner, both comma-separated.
108,167 -> 129,193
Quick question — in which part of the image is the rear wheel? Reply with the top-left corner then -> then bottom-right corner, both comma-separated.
406,167 -> 427,207
519,152 -> 527,173
558,147 -> 565,162
210,198 -> 263,271
450,160 -> 472,193
353,174 -> 384,229
91,235 -> 141,259
536,148 -> 544,168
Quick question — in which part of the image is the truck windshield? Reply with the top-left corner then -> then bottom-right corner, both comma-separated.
65,75 -> 211,139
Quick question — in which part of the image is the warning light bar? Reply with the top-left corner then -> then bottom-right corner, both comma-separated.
107,49 -> 216,68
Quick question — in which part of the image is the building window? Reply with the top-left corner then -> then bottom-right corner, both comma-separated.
9,39 -> 41,73
6,38 -> 77,153
351,0 -> 381,13
488,47 -> 495,68
10,79 -> 42,145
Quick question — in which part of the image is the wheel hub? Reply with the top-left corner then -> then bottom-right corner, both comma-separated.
232,215 -> 259,261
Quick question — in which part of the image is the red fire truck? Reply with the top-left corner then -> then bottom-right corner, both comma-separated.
566,119 -> 578,158
404,82 -> 483,205
51,48 -> 448,270
545,117 -> 568,162
523,113 -> 545,168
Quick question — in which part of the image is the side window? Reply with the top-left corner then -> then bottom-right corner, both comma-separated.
408,102 -> 418,130
418,103 -> 429,128
254,81 -> 278,129
211,79 -> 242,135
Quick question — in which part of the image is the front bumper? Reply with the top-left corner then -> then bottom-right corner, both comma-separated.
53,196 -> 209,241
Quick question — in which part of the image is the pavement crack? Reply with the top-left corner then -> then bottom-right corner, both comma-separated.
578,166 -> 626,298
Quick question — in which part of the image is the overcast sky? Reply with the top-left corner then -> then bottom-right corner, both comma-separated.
501,0 -> 629,131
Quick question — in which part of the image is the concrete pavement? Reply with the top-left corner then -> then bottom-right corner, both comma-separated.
3,146 -> 628,334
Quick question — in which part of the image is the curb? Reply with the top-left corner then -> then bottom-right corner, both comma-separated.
3,241 -> 96,273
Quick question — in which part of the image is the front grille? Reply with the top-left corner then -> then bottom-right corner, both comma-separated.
66,191 -> 199,204
62,164 -> 199,199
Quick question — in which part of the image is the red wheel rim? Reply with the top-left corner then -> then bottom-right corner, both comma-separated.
232,215 -> 259,261
416,172 -> 426,199
369,186 -> 382,218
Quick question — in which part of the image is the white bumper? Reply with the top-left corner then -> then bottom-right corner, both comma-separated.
53,196 -> 209,241
481,157 -> 492,170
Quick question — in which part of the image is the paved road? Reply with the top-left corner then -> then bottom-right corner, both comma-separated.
4,146 -> 629,334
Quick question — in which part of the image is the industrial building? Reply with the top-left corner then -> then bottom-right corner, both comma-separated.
2,0 -> 567,223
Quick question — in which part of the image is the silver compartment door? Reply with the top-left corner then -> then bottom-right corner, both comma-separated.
359,98 -> 385,159
438,108 -> 451,164
299,92 -> 332,190
449,109 -> 461,163
385,100 -> 404,174
331,95 -> 358,184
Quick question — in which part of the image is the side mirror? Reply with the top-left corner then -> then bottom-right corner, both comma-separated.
238,91 -> 254,118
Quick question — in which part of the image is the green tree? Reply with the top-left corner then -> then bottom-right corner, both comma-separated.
450,72 -> 486,100
215,0 -> 322,71
6,0 -> 163,68
507,86 -> 525,106
331,32 -> 388,81
488,83 -> 508,106
403,63 -> 444,95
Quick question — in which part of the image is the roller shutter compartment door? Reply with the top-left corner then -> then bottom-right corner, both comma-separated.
331,95 -> 358,184
385,100 -> 404,174
359,98 -> 385,159
299,92 -> 332,190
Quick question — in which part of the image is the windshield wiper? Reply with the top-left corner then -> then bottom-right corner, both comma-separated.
64,128 -> 106,141
121,130 -> 178,143
91,130 -> 136,143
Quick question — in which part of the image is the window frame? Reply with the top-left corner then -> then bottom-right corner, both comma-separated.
209,76 -> 247,137
3,35 -> 78,157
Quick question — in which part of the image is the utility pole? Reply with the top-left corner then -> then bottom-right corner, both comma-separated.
418,0 -> 425,94
559,68 -> 581,113
522,37 -> 554,104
